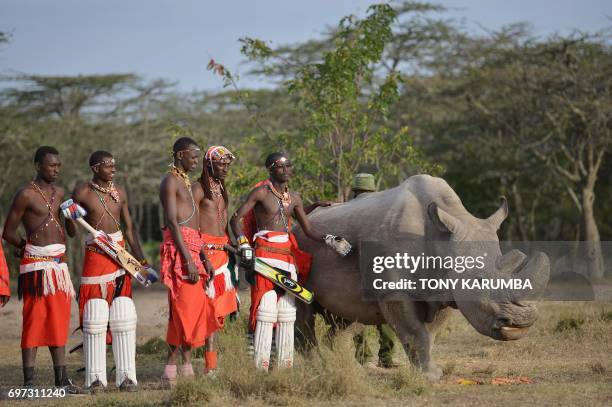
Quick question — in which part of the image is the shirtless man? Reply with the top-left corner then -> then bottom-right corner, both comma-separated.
2,146 -> 79,392
192,145 -> 238,375
230,152 -> 351,370
65,150 -> 150,392
159,137 -> 217,384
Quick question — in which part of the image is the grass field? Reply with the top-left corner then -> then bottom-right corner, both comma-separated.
0,288 -> 611,406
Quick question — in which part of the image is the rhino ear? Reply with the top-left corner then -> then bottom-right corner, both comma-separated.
486,196 -> 508,230
428,202 -> 462,234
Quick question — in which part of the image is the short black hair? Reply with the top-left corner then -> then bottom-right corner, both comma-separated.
89,150 -> 113,167
34,146 -> 59,164
265,152 -> 288,168
173,137 -> 199,155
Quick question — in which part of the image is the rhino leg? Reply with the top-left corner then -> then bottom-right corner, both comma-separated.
425,306 -> 453,354
378,295 -> 442,381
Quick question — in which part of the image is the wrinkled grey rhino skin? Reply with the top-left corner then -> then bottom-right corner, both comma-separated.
293,175 -> 550,381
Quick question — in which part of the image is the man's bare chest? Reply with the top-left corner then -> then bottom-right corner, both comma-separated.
200,196 -> 226,212
256,196 -> 296,231
175,187 -> 195,207
26,200 -> 59,223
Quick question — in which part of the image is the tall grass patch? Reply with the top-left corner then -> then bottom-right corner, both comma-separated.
209,314 -> 373,403
386,366 -> 429,396
170,378 -> 215,406
554,317 -> 585,333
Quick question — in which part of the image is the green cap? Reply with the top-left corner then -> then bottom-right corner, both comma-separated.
351,173 -> 376,192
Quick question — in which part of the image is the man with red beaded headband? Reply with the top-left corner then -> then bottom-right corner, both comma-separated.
230,152 -> 351,371
2,146 -> 80,392
159,137 -> 217,386
192,145 -> 238,375
64,150 -> 152,392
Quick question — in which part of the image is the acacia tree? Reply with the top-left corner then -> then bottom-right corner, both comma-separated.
2,74 -> 137,119
518,36 -> 612,279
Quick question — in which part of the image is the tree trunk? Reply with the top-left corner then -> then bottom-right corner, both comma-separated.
146,203 -> 153,242
511,181 -> 529,241
581,179 -> 604,280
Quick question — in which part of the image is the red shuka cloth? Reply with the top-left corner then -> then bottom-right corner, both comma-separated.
0,241 -> 9,297
201,233 -> 237,328
19,256 -> 71,349
161,226 -> 218,347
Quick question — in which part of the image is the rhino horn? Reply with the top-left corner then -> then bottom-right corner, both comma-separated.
495,249 -> 527,273
509,252 -> 550,301
428,202 -> 462,234
486,197 -> 508,230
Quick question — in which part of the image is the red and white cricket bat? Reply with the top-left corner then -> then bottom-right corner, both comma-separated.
62,200 -> 158,287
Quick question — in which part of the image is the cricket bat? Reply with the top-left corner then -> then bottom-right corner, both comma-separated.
62,201 -> 159,287
254,258 -> 314,304
227,245 -> 313,304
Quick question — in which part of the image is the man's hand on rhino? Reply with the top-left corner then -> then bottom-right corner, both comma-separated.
324,234 -> 352,256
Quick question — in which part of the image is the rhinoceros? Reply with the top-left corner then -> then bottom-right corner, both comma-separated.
293,175 -> 550,380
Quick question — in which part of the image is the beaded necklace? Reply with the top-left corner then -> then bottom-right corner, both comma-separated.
266,181 -> 290,232
208,176 -> 227,227
169,164 -> 191,188
89,182 -> 121,232
89,180 -> 120,203
268,181 -> 291,208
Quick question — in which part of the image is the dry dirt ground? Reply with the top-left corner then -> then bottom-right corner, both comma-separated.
0,286 -> 611,406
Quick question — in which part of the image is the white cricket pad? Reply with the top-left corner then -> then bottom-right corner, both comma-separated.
275,295 -> 296,369
109,296 -> 138,387
254,290 -> 278,371
83,298 -> 110,388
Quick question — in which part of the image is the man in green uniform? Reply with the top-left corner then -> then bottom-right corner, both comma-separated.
350,173 -> 398,368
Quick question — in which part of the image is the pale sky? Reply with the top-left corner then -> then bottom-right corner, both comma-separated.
1,0 -> 611,92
